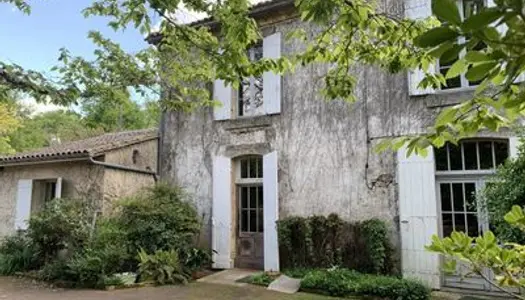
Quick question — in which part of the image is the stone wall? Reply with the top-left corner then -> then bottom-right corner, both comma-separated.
158,0 -> 514,252
0,161 -> 104,237
104,139 -> 158,172
102,169 -> 156,213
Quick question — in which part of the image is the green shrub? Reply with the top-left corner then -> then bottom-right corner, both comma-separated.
117,184 -> 201,258
28,198 -> 92,262
239,272 -> 276,286
301,268 -> 430,300
278,214 -> 395,274
479,141 -> 525,243
180,247 -> 212,273
361,218 -> 389,274
137,248 -> 188,285
0,232 -> 40,275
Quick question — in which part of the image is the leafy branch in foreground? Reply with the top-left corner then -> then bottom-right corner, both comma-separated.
427,206 -> 525,300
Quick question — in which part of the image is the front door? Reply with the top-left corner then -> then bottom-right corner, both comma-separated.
234,157 -> 264,269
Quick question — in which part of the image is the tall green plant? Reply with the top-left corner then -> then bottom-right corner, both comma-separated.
478,140 -> 525,243
28,198 -> 92,262
117,183 -> 201,259
361,219 -> 389,274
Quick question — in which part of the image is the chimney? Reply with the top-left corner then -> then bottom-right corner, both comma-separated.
49,135 -> 61,146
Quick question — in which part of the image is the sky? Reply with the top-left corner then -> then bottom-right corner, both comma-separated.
0,0 -> 157,112
0,0 -> 265,113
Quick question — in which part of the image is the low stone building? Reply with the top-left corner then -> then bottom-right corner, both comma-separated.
156,0 -> 521,292
0,129 -> 158,237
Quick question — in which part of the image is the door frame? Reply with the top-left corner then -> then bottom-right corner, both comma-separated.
435,176 -> 492,291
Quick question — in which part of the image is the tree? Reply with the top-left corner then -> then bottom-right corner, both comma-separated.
7,110 -> 101,152
2,0 -> 525,152
82,96 -> 159,132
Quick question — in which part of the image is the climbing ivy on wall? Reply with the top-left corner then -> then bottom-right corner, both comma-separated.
277,214 -> 396,275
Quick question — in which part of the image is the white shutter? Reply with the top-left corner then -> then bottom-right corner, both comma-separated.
15,179 -> 33,230
263,151 -> 279,272
397,146 -> 440,289
212,156 -> 233,269
213,79 -> 232,120
263,32 -> 282,115
405,0 -> 435,96
509,137 -> 521,158
55,177 -> 62,199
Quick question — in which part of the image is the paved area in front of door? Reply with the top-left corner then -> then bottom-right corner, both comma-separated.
0,276 -> 341,300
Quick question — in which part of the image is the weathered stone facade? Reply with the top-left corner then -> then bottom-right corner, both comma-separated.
158,0 -> 516,283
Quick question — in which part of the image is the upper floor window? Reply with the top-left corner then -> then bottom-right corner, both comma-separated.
439,0 -> 485,90
435,140 -> 509,172
238,44 -> 264,117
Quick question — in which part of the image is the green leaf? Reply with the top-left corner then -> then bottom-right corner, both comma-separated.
446,59 -> 467,79
415,27 -> 459,48
436,107 -> 457,127
462,9 -> 503,32
440,44 -> 465,64
432,0 -> 462,25
464,51 -> 491,63
465,62 -> 498,81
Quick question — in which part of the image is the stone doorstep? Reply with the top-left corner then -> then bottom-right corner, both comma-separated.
197,269 -> 259,287
267,275 -> 301,294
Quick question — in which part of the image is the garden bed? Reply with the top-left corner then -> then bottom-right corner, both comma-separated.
240,268 -> 430,300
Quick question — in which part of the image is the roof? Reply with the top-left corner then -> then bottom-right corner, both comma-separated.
0,128 -> 158,165
146,0 -> 294,44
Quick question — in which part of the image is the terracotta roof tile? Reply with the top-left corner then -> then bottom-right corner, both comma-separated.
0,128 -> 158,165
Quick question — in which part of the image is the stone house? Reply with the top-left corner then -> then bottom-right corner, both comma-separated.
157,0 -> 520,292
0,129 -> 158,237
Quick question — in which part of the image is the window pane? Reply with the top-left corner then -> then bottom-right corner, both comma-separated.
249,187 -> 257,209
240,187 -> 249,209
443,73 -> 462,89
463,142 -> 478,170
249,158 -> 257,178
241,210 -> 249,232
449,143 -> 462,170
241,159 -> 248,178
258,209 -> 264,232
466,214 -> 479,236
258,186 -> 263,208
258,158 -> 263,177
454,214 -> 466,233
250,210 -> 257,233
442,213 -> 453,237
464,183 -> 477,212
435,146 -> 449,171
440,183 -> 452,212
495,141 -> 509,166
479,141 -> 494,169
452,183 -> 465,212
463,0 -> 484,19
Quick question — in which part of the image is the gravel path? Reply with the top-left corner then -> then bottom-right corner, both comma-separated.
0,276 -> 340,300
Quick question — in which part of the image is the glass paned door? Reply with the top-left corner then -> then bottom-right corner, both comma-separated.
437,179 -> 491,290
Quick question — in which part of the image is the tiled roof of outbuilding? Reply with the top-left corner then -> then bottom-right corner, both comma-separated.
0,128 -> 158,165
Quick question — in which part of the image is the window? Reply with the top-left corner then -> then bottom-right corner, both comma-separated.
435,139 -> 509,239
434,140 -> 509,172
236,156 -> 263,233
43,181 -> 57,203
238,44 -> 264,117
438,0 -> 485,90
132,149 -> 140,165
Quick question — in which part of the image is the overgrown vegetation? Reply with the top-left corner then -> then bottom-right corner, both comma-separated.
478,141 -> 525,243
277,214 -> 396,275
242,268 -> 429,300
0,184 -> 210,289
301,268 -> 429,300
